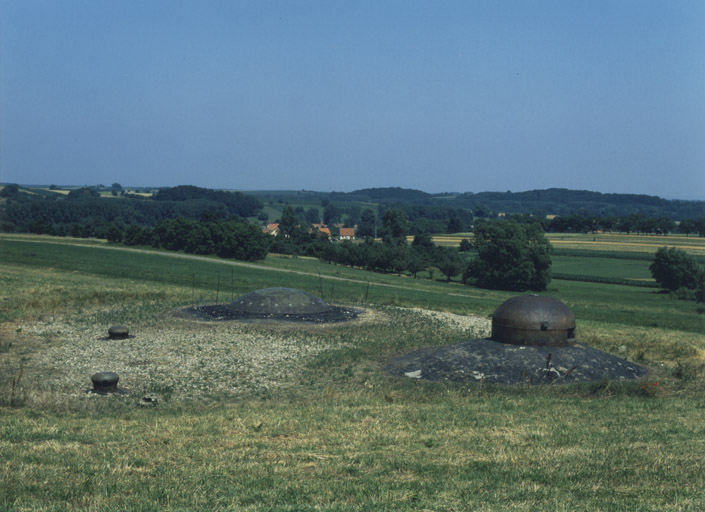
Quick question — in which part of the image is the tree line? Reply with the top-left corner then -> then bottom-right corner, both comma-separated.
0,185 -> 263,236
544,213 -> 705,236
114,216 -> 270,262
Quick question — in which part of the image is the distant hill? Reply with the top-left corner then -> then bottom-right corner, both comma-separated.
346,187 -> 433,203
240,186 -> 705,220
5,183 -> 704,221
446,188 -> 705,219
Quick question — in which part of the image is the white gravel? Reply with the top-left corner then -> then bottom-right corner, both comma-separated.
18,315 -> 343,403
12,306 -> 489,406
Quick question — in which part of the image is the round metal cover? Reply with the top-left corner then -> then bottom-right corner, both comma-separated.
108,325 -> 129,340
491,295 -> 576,346
91,371 -> 119,393
227,287 -> 332,315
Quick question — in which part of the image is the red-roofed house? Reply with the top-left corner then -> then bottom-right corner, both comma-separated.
317,226 -> 332,239
339,227 -> 356,240
308,223 -> 331,239
263,223 -> 280,236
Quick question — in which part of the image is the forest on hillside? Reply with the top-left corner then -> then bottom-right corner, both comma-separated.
337,187 -> 705,219
2,184 -> 705,240
248,186 -> 705,219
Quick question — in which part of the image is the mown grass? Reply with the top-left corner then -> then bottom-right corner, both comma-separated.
2,234 -> 705,510
4,391 -> 705,511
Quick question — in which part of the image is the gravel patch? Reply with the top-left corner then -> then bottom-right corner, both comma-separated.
18,314 -> 363,404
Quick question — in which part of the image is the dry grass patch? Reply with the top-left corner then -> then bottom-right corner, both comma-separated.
579,321 -> 705,363
1,303 -> 488,411
5,391 -> 705,510
2,305 -> 389,409
400,307 -> 491,337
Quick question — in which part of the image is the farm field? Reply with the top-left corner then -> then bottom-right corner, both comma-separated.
2,234 -> 705,511
435,232 -> 705,256
551,255 -> 654,282
548,233 -> 705,255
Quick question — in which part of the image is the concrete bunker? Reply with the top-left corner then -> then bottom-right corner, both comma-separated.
229,287 -> 332,315
180,287 -> 360,323
385,294 -> 647,384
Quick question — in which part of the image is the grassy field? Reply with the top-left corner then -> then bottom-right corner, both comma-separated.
551,255 -> 655,282
2,234 -> 705,511
435,232 -> 705,256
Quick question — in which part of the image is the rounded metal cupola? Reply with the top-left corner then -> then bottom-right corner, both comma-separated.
491,294 -> 576,347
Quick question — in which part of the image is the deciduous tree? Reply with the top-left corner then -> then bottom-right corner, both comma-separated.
279,206 -> 298,239
380,208 -> 409,246
357,209 -> 377,239
436,247 -> 464,282
464,220 -> 552,291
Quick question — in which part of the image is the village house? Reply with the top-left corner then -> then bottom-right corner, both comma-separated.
263,223 -> 280,236
339,227 -> 356,240
311,223 -> 331,240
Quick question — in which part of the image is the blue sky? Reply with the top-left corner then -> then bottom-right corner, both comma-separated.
1,0 -> 704,199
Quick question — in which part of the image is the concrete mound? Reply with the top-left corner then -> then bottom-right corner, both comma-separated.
228,287 -> 332,315
180,287 -> 360,323
385,294 -> 648,385
384,338 -> 647,384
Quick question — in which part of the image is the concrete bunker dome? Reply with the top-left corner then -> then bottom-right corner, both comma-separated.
491,294 -> 576,347
384,294 -> 647,384
227,287 -> 332,315
179,287 -> 360,323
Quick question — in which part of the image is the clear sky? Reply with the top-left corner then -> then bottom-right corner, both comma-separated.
1,0 -> 704,199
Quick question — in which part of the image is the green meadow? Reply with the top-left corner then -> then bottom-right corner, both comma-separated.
551,254 -> 655,283
2,234 -> 705,511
